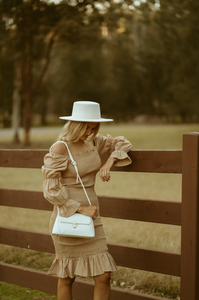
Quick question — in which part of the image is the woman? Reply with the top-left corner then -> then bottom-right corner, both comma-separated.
42,101 -> 132,300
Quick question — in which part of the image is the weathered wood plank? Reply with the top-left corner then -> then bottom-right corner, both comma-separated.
0,189 -> 181,225
0,226 -> 55,253
0,188 -> 53,211
0,227 -> 180,276
181,133 -> 199,300
0,149 -> 47,168
0,262 -> 57,295
0,149 -> 182,173
0,263 -> 169,300
111,150 -> 182,173
108,243 -> 180,277
99,195 -> 181,226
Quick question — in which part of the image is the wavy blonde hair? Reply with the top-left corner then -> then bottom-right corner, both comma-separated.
57,121 -> 100,143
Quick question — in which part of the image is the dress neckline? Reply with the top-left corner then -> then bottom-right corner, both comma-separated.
72,146 -> 97,157
50,146 -> 97,158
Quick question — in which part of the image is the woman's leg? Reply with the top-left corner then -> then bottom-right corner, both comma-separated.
93,272 -> 111,300
57,277 -> 75,300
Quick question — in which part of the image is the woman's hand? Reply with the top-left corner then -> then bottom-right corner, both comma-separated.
77,205 -> 98,220
100,157 -> 117,182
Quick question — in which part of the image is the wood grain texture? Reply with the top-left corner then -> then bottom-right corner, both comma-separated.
0,227 -> 180,276
0,188 -> 181,225
0,149 -> 182,173
108,243 -> 180,277
111,150 -> 182,173
0,188 -> 53,211
0,149 -> 47,168
181,133 -> 199,300
99,195 -> 181,225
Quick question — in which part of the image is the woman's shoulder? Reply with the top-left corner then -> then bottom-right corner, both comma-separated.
94,133 -> 113,144
94,134 -> 115,153
50,141 -> 69,156
94,133 -> 103,145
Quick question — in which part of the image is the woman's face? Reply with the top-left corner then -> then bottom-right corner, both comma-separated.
80,122 -> 98,141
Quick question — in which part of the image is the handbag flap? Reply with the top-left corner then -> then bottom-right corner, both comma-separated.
59,213 -> 92,225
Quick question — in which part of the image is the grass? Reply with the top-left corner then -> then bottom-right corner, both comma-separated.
0,281 -> 57,300
1,123 -> 199,299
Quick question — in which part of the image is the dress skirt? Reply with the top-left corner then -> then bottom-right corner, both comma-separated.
48,186 -> 117,278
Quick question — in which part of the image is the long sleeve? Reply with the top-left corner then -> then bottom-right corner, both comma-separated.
42,152 -> 81,217
94,134 -> 132,167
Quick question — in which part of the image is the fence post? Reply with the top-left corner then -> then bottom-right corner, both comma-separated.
181,133 -> 199,300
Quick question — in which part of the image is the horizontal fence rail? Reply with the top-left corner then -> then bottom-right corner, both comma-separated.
0,149 -> 182,173
0,226 -> 180,277
0,188 -> 181,225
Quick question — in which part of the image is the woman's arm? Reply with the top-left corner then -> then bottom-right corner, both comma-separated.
94,134 -> 132,182
100,157 -> 117,182
77,205 -> 98,220
42,142 -> 81,217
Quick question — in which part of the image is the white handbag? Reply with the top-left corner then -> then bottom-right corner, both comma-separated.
52,141 -> 95,238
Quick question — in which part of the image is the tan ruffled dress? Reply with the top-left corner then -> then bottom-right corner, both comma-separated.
42,134 -> 132,278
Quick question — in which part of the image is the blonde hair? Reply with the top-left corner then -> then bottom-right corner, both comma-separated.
58,121 -> 100,143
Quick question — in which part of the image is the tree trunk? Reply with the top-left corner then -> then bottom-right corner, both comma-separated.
24,87 -> 32,145
22,42 -> 32,145
12,57 -> 21,144
20,20 -> 59,145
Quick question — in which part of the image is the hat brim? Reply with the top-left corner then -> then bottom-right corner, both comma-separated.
59,116 -> 113,122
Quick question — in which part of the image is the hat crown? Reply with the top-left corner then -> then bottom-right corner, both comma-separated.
72,101 -> 101,120
59,101 -> 113,122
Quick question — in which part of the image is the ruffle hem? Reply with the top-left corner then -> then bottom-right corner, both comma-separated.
48,251 -> 117,278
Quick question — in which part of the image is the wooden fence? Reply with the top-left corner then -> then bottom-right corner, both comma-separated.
0,132 -> 199,300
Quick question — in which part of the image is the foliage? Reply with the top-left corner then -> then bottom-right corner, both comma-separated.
36,0 -> 199,123
0,0 -> 87,142
0,0 -> 199,140
145,0 -> 199,122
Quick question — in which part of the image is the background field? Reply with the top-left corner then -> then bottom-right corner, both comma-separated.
1,123 -> 199,299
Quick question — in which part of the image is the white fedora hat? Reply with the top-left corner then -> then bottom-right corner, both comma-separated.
59,101 -> 113,122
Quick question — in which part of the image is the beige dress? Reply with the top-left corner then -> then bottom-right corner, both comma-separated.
42,134 -> 132,278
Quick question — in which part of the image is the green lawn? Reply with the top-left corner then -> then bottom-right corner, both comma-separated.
0,281 -> 57,300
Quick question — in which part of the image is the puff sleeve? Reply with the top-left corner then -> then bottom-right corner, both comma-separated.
42,152 -> 81,217
94,134 -> 132,167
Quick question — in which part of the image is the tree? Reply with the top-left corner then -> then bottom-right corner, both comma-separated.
1,0 -> 199,132
0,14 -> 14,128
0,0 -> 86,144
12,55 -> 21,143
141,0 -> 199,121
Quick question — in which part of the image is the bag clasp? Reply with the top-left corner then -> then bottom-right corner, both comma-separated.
73,221 -> 77,228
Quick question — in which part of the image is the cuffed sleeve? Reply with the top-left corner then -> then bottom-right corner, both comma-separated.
95,134 -> 132,167
42,152 -> 81,217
